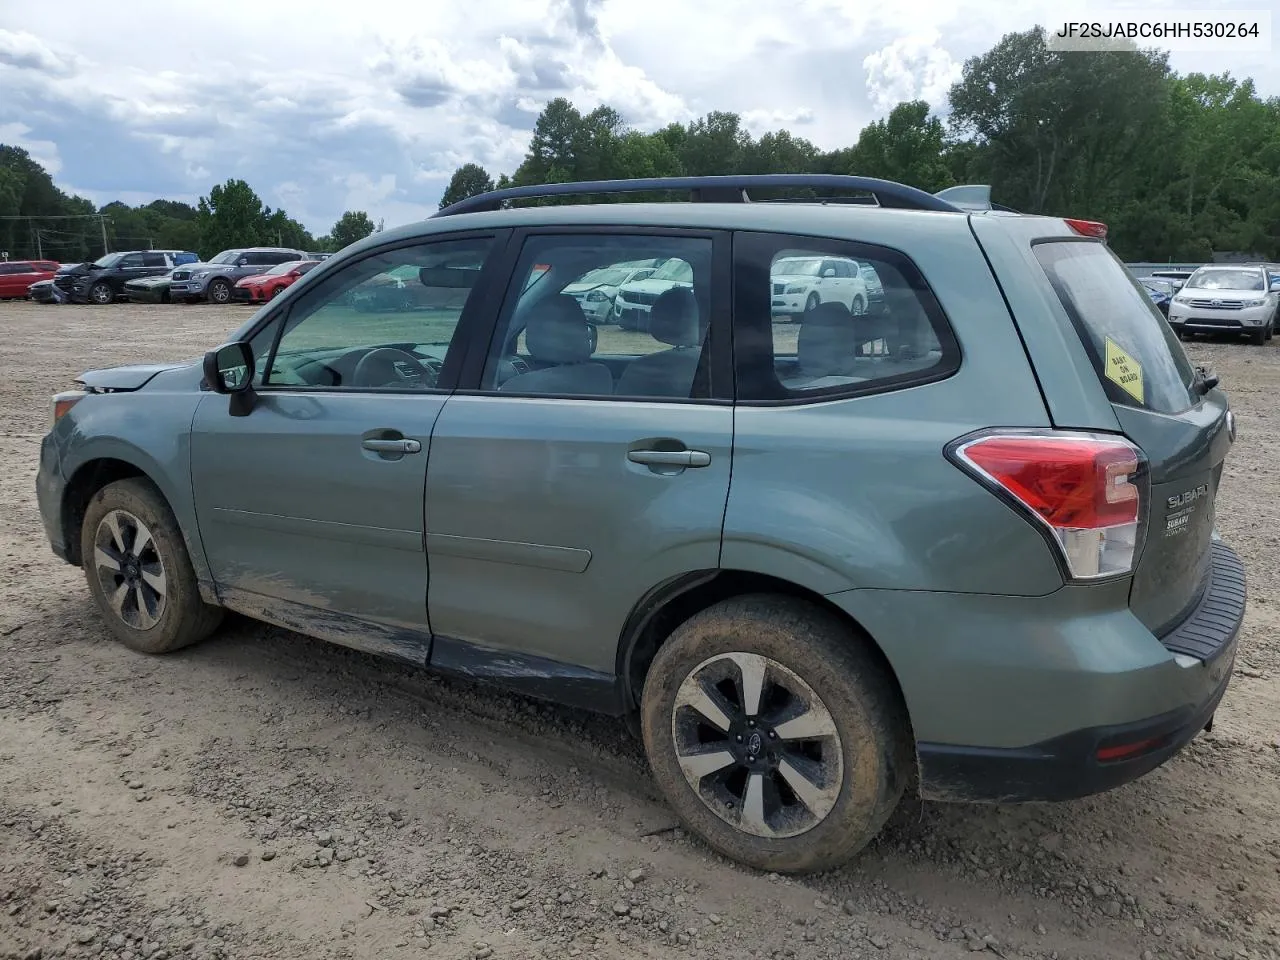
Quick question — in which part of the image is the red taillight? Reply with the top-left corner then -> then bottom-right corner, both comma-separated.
1065,218 -> 1108,239
951,432 -> 1144,580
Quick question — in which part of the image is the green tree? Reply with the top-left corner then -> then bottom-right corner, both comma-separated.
439,164 -> 495,209
196,179 -> 268,259
680,111 -> 752,176
829,101 -> 954,193
328,210 -> 376,250
947,27 -> 1173,216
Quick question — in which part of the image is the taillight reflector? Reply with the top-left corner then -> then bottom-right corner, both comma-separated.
1065,218 -> 1108,239
950,432 -> 1145,580
1096,735 -> 1169,763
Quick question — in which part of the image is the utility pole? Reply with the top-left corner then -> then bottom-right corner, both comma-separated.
100,215 -> 110,255
34,228 -> 43,259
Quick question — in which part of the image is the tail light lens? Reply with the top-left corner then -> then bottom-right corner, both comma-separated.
949,431 -> 1145,580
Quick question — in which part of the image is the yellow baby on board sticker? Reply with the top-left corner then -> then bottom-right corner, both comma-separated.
1104,337 -> 1144,404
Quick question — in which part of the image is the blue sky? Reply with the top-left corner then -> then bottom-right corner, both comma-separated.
1,0 -> 1275,235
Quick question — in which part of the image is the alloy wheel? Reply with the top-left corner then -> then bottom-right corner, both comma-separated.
670,652 -> 843,839
93,509 -> 167,630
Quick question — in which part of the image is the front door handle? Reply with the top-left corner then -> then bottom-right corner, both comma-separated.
362,438 -> 422,454
627,449 -> 711,468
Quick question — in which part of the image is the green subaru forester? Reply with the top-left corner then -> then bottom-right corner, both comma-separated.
37,175 -> 1244,874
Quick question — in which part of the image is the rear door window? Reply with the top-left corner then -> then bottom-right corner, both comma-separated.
1033,240 -> 1197,415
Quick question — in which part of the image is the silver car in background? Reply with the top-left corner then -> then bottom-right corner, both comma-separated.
1167,264 -> 1279,344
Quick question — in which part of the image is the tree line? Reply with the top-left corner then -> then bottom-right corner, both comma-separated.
440,27 -> 1280,262
0,152 -> 378,264
3,26 -> 1278,265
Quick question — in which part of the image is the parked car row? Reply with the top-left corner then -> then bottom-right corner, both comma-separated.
566,253 -> 893,333
6,246 -> 333,306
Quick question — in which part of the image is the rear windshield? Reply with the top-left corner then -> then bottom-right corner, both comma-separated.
1034,240 -> 1197,415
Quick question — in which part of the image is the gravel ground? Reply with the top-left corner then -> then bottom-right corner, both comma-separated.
1,300 -> 1278,960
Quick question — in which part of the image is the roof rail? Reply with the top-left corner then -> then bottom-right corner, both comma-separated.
433,174 -> 963,217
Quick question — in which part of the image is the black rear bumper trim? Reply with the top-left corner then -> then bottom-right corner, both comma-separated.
1158,540 -> 1246,661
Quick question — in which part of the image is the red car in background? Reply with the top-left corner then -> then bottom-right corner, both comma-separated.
232,259 -> 321,303
0,260 -> 61,299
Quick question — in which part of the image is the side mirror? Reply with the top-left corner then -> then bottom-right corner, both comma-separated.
203,341 -> 257,416
822,267 -> 836,278
237,257 -> 250,266
586,322 -> 599,354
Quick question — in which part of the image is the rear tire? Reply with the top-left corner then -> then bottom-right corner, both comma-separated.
640,594 -> 911,874
79,478 -> 223,655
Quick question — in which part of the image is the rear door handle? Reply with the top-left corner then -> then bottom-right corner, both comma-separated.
362,438 -> 422,454
627,449 -> 711,468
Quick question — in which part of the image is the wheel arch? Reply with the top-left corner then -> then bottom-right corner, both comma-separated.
615,569 -> 914,745
61,457 -> 153,565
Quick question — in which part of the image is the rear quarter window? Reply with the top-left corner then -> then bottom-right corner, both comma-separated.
1033,240 -> 1197,415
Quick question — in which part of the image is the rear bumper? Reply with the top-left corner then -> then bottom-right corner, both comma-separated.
913,541 -> 1244,802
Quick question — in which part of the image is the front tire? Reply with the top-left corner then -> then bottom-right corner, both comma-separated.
640,594 -> 911,874
79,478 -> 223,654
207,279 -> 232,304
88,282 -> 114,305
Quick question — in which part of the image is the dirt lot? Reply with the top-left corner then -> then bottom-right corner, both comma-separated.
1,300 -> 1278,960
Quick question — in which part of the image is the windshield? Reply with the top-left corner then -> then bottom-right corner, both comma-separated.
775,258 -> 823,277
1186,268 -> 1265,291
575,267 -> 631,287
92,253 -> 123,269
209,250 -> 242,265
650,258 -> 693,282
267,261 -> 305,275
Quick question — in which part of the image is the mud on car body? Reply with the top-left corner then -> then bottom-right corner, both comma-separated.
37,174 -> 1244,875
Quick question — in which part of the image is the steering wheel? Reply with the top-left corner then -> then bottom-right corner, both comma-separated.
351,347 -> 439,388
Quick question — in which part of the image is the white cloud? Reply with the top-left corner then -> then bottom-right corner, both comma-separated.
0,121 -> 62,174
0,28 -> 77,76
862,31 -> 963,114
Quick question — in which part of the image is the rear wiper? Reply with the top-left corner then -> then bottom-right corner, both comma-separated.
1193,364 -> 1219,394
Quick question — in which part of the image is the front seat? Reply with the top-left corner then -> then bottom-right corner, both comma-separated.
499,294 -> 614,395
614,286 -> 704,398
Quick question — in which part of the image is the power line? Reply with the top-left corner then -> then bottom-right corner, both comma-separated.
0,213 -> 110,221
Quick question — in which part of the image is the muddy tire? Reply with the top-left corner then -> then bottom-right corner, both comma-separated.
640,594 -> 911,874
79,477 -> 223,654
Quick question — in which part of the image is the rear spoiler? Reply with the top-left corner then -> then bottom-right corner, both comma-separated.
935,184 -> 1107,239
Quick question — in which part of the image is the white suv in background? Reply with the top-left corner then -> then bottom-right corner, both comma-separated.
1168,264 -> 1279,345
770,255 -> 869,321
